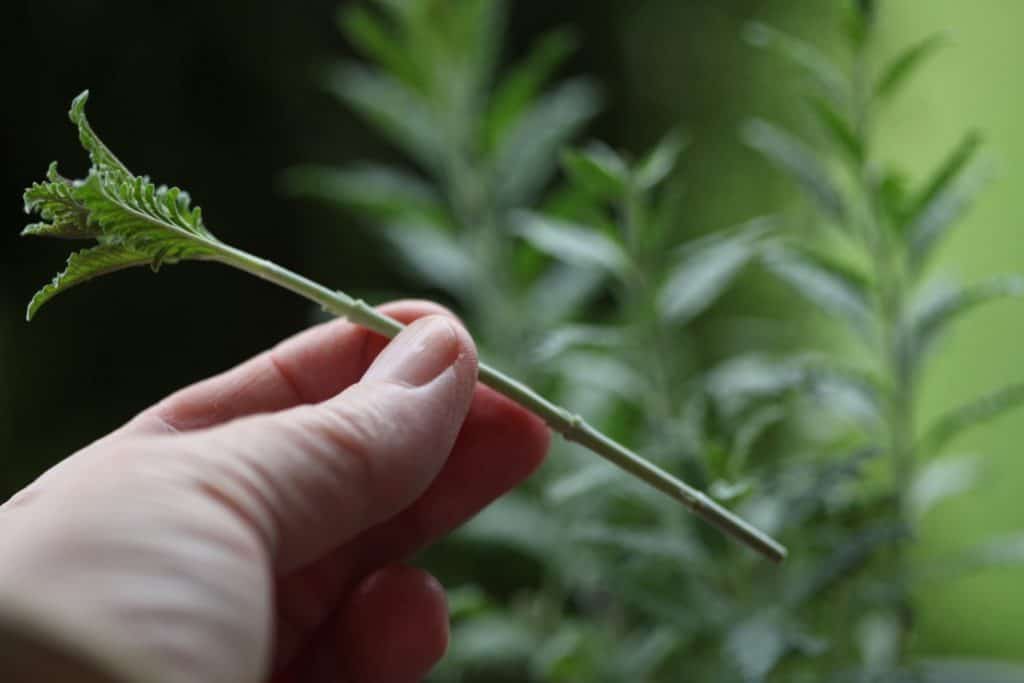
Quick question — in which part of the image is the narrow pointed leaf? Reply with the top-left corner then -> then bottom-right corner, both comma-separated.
560,142 -> 628,201
383,223 -> 474,297
635,129 -> 687,191
657,224 -> 764,324
761,244 -> 871,335
280,163 -> 443,222
513,211 -> 629,277
905,132 -> 989,271
921,383 -> 1024,455
337,4 -> 423,90
910,275 -> 1024,356
909,455 -> 981,520
744,22 -> 850,104
875,34 -> 948,101
743,119 -> 846,222
808,96 -> 863,165
485,28 -> 578,149
324,63 -> 444,172
494,78 -> 601,206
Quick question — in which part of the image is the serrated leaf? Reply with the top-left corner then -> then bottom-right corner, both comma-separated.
485,27 -> 578,150
560,142 -> 628,201
494,78 -> 601,207
324,63 -> 444,172
513,211 -> 629,277
744,23 -> 850,105
635,129 -> 687,191
875,34 -> 948,101
24,92 -> 222,318
921,383 -> 1024,455
657,222 -> 766,324
910,275 -> 1024,359
26,244 -> 151,320
68,91 -> 131,176
22,163 -> 97,239
280,163 -> 442,221
743,119 -> 846,223
761,244 -> 871,336
905,133 -> 989,271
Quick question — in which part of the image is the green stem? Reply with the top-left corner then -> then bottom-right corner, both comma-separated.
206,241 -> 787,562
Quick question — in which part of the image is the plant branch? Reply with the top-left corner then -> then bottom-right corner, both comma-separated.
207,241 -> 787,562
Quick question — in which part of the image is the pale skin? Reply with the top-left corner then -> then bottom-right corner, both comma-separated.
0,300 -> 550,682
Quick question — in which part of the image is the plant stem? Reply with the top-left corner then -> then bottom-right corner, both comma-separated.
206,241 -> 787,562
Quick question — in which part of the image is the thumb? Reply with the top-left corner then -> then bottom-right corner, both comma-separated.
181,315 -> 478,573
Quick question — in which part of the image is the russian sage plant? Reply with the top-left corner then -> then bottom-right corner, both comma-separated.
741,2 -> 1024,679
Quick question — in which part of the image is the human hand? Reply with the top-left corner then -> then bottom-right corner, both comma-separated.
0,301 -> 549,683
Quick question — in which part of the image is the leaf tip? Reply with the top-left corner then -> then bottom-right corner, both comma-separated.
69,90 -> 91,124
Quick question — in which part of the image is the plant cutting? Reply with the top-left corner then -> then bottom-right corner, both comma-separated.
19,91 -> 786,563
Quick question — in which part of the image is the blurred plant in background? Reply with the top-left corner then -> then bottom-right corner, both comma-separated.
286,0 -> 1024,680
193,0 -> 1024,680
283,0 -> 603,370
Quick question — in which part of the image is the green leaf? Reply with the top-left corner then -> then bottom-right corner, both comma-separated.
280,163 -> 443,222
910,275 -> 1024,358
485,27 -> 578,150
533,324 -> 624,362
23,92 -> 222,319
22,163 -> 97,239
68,91 -> 131,176
807,96 -> 863,165
657,221 -> 767,324
383,223 -> 474,297
493,78 -> 601,206
525,264 -> 605,326
744,22 -> 850,105
324,63 -> 444,172
513,211 -> 629,277
875,34 -> 948,101
905,132 -> 989,271
791,523 -> 909,604
909,455 -> 981,520
560,142 -> 628,202
743,119 -> 846,223
921,383 -> 1024,455
634,129 -> 687,191
337,4 -> 423,90
760,244 -> 871,336
26,244 -> 152,320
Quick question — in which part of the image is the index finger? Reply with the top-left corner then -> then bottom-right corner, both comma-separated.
120,300 -> 457,436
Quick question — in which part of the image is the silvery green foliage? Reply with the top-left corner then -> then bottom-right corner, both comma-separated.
742,2 -> 1024,679
23,92 -> 220,319
284,0 -> 602,347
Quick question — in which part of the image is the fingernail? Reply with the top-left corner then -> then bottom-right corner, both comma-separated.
363,316 -> 459,387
